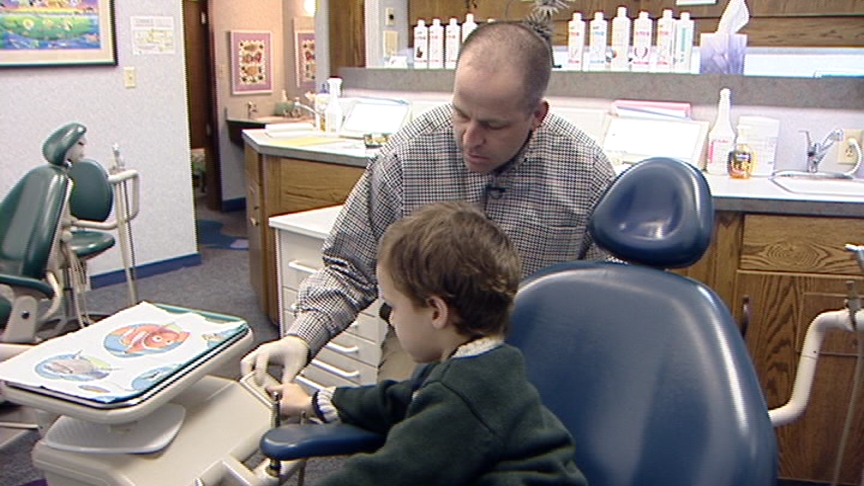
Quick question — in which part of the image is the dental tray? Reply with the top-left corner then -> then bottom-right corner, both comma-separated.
0,302 -> 253,424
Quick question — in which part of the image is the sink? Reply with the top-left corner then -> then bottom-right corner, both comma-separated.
770,176 -> 864,198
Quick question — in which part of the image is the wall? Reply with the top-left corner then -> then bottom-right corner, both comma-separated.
211,0 -> 284,205
0,0 -> 197,279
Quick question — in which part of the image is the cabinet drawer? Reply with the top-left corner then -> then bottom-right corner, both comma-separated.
297,365 -> 358,392
278,231 -> 326,288
328,331 -> 380,367
740,215 -> 864,274
309,347 -> 378,386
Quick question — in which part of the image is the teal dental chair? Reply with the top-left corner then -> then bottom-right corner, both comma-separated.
0,148 -> 70,345
259,157 -> 778,485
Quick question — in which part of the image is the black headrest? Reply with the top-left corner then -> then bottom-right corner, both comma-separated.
589,157 -> 714,269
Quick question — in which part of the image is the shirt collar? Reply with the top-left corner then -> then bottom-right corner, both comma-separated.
452,336 -> 505,359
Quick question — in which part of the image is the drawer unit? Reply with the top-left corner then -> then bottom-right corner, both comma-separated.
271,206 -> 384,388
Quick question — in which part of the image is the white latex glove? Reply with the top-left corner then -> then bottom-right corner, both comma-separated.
240,335 -> 310,386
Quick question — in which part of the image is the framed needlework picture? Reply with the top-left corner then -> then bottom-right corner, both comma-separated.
229,30 -> 272,95
0,0 -> 117,68
295,30 -> 315,91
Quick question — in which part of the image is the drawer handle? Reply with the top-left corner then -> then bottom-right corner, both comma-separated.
295,374 -> 326,391
326,342 -> 359,354
311,360 -> 361,379
288,261 -> 319,275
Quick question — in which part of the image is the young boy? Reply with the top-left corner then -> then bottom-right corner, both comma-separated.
275,201 -> 587,485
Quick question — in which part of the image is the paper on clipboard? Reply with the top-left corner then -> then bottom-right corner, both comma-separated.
602,117 -> 709,166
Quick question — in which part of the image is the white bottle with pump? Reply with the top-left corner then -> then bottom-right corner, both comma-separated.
325,77 -> 343,135
706,88 -> 736,175
461,13 -> 477,43
588,12 -> 608,72
445,17 -> 460,69
567,12 -> 585,71
654,9 -> 675,73
631,11 -> 652,72
413,19 -> 428,69
427,18 -> 444,69
673,12 -> 694,73
610,6 -> 631,72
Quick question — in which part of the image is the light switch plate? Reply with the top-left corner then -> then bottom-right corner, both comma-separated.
384,8 -> 395,27
123,67 -> 136,88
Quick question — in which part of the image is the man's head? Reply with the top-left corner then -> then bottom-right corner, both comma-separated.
452,22 -> 553,174
376,201 -> 521,362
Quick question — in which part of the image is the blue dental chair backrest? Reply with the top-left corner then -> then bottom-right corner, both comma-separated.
69,159 -> 113,222
508,158 -> 778,486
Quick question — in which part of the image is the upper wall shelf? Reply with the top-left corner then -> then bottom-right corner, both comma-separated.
339,68 -> 864,111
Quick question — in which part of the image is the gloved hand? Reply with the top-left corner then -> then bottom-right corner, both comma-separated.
240,335 -> 310,386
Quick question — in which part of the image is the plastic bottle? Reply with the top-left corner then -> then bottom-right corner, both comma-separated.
728,125 -> 755,179
567,12 -> 585,71
673,12 -> 694,73
274,89 -> 291,116
427,18 -> 444,69
324,77 -> 343,134
631,11 -> 652,72
445,17 -> 460,69
413,19 -> 428,69
706,88 -> 736,175
610,6 -> 631,72
588,12 -> 608,72
654,9 -> 675,73
461,13 -> 477,43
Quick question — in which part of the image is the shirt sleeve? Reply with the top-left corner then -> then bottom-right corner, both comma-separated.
580,144 -> 617,262
286,152 -> 404,356
320,381 -> 497,486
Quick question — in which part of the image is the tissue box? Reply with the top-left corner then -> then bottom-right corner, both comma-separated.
699,33 -> 747,74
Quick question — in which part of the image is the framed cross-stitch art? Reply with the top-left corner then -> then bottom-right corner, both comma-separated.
295,30 -> 315,91
0,0 -> 117,68
230,30 -> 272,95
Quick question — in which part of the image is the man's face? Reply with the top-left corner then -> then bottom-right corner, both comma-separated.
452,63 -> 547,174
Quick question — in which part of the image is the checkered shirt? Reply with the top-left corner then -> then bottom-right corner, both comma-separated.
289,104 -> 616,356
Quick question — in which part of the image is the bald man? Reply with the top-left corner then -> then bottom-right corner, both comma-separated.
242,21 -> 616,385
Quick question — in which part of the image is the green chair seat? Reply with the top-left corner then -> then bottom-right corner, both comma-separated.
69,230 -> 115,259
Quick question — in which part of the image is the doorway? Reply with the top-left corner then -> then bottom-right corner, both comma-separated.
182,0 -> 221,211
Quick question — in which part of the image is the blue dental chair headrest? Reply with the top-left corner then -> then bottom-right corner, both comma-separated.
42,122 -> 87,168
589,157 -> 714,268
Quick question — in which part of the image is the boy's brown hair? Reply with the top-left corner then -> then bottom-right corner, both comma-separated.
377,201 -> 521,338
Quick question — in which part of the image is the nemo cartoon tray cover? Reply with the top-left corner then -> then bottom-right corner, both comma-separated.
0,302 -> 248,407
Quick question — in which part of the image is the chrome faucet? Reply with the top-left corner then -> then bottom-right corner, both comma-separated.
803,129 -> 844,173
292,101 -> 317,118
247,101 -> 258,119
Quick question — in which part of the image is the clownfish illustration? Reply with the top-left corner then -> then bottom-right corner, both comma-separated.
106,323 -> 190,356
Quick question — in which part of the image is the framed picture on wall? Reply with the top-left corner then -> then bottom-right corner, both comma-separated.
229,30 -> 273,95
0,0 -> 117,68
295,30 -> 315,91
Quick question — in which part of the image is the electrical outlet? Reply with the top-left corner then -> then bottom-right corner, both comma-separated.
837,128 -> 863,165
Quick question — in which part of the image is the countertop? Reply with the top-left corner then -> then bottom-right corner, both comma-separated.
246,129 -> 864,218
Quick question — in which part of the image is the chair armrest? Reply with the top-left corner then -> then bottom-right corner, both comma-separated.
260,423 -> 385,461
0,274 -> 55,298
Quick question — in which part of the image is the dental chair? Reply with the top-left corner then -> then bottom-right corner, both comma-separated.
0,143 -> 70,446
259,157 -> 779,485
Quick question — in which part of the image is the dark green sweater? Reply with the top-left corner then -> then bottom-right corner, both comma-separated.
321,342 -> 587,485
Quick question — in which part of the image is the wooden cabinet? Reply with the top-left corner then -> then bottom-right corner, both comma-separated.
244,144 -> 364,322
272,207 -> 387,390
681,212 -> 864,485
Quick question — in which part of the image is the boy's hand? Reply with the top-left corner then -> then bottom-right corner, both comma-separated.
269,382 -> 315,418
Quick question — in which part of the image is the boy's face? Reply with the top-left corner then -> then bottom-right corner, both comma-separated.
376,263 -> 443,363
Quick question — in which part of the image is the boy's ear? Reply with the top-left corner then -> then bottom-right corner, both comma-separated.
428,295 -> 450,330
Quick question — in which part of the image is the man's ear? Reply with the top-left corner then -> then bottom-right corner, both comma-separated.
428,295 -> 450,330
531,100 -> 549,130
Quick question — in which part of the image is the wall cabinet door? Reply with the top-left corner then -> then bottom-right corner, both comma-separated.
735,271 -> 864,485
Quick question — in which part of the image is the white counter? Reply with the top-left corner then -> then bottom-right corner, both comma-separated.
247,128 -> 863,218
